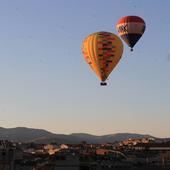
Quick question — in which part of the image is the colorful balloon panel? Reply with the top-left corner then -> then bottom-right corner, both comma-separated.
116,16 -> 146,49
82,32 -> 123,82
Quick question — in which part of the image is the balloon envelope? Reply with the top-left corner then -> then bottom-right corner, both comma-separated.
82,32 -> 123,83
116,16 -> 146,50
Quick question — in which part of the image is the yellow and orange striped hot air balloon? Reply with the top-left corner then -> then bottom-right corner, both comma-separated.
116,16 -> 146,51
82,32 -> 123,86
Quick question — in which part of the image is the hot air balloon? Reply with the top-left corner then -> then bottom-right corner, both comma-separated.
82,31 -> 123,86
116,16 -> 146,51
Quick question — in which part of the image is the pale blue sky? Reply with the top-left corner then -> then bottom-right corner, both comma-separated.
0,0 -> 170,137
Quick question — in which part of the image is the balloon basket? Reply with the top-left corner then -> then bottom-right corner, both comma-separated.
100,82 -> 107,86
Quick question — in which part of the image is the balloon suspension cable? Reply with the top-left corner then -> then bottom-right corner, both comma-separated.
130,48 -> 133,52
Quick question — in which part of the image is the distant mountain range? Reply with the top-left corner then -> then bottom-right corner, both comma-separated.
0,127 -> 159,144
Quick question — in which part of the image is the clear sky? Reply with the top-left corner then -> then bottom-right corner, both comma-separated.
0,0 -> 170,137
